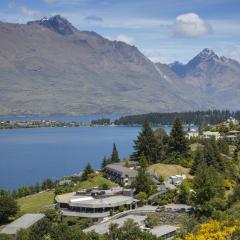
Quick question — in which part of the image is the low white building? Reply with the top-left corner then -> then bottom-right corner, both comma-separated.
167,174 -> 186,186
186,130 -> 199,139
55,189 -> 139,220
202,131 -> 221,140
225,117 -> 239,125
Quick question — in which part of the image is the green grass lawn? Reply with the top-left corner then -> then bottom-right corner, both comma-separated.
17,190 -> 55,217
74,175 -> 118,191
148,163 -> 192,179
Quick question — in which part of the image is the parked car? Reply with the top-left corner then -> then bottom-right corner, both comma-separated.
155,206 -> 165,212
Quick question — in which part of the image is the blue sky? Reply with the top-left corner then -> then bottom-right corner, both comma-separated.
1,0 -> 240,63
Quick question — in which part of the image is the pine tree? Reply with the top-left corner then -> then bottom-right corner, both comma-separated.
203,138 -> 224,171
233,136 -> 240,162
217,138 -> 229,155
154,128 -> 169,162
81,163 -> 94,181
168,117 -> 188,156
111,143 -> 120,163
192,165 -> 224,215
233,148 -> 239,162
131,155 -> 155,196
131,120 -> 158,164
190,146 -> 204,174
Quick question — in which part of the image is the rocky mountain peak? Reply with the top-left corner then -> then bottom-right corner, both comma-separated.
193,48 -> 219,63
28,15 -> 77,35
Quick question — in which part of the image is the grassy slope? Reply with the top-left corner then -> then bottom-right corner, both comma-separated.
17,190 -> 55,217
148,163 -> 192,179
74,175 -> 118,191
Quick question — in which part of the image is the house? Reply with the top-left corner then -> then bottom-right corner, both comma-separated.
186,130 -> 199,139
55,188 -> 139,220
167,174 -> 186,186
228,130 -> 240,137
58,179 -> 72,186
1,214 -> 45,235
149,225 -> 178,239
202,131 -> 221,140
105,162 -> 138,185
224,130 -> 240,143
224,117 -> 239,126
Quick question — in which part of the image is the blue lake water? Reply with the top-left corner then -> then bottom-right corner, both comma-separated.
0,125 -> 173,190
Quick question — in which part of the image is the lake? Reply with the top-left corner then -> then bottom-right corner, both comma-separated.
0,125 -> 172,190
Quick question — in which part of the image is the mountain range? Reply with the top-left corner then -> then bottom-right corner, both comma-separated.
0,15 -> 239,115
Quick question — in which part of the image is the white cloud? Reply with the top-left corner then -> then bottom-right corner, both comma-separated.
173,13 -> 212,38
105,34 -> 135,45
20,6 -> 43,18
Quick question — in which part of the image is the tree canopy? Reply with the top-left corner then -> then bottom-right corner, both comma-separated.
131,120 -> 158,164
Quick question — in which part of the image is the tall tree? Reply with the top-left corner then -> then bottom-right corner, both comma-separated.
111,143 -> 120,163
203,138 -> 224,171
233,136 -> 240,162
217,138 -> 229,155
168,117 -> 188,156
191,146 -> 204,174
0,192 -> 18,223
154,128 -> 169,162
132,120 -> 158,164
81,163 -> 94,181
131,155 -> 156,196
192,165 -> 224,215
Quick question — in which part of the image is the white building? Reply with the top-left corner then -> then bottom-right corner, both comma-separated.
55,189 -> 139,220
202,131 -> 221,140
167,174 -> 186,186
225,117 -> 239,125
186,130 -> 199,139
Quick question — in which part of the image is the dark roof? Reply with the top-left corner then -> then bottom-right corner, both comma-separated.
106,163 -> 137,178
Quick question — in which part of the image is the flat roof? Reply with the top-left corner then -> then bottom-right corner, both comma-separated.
150,225 -> 178,237
69,195 -> 136,208
1,214 -> 45,235
84,214 -> 146,234
56,192 -> 136,208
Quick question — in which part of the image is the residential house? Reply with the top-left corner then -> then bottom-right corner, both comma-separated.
105,162 -> 138,185
202,131 -> 221,140
186,130 -> 199,139
167,174 -> 186,186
